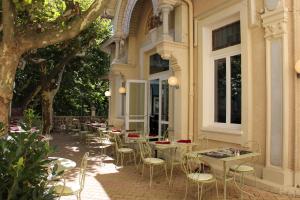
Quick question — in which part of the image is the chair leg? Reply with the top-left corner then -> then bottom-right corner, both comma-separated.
241,173 -> 244,200
169,163 -> 173,186
133,152 -> 137,169
184,179 -> 188,200
142,163 -> 145,177
198,184 -> 200,200
150,165 -> 153,187
115,152 -> 119,166
199,183 -> 204,200
215,181 -> 219,200
121,153 -> 124,166
164,164 -> 168,182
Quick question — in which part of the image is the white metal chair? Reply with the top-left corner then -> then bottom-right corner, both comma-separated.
114,134 -> 136,167
97,129 -> 114,159
229,141 -> 261,199
53,152 -> 89,200
138,141 -> 168,187
181,154 -> 219,200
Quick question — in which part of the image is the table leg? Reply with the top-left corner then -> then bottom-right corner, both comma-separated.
223,161 -> 227,200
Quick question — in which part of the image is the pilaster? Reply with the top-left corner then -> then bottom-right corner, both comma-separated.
261,0 -> 291,185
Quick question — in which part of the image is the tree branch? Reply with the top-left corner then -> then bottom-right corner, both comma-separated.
2,0 -> 15,45
18,0 -> 110,52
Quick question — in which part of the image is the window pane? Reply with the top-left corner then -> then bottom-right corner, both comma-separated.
231,54 -> 241,124
215,58 -> 226,123
212,21 -> 241,51
150,54 -> 169,74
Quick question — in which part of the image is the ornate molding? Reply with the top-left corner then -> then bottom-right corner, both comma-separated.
121,0 -> 163,38
156,41 -> 186,72
262,7 -> 288,38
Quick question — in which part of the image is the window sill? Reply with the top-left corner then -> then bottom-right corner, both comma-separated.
201,125 -> 242,135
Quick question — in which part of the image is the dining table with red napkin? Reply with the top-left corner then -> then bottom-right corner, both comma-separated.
177,139 -> 192,143
127,133 -> 140,138
155,141 -> 171,144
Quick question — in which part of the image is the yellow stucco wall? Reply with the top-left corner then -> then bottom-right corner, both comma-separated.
108,0 -> 299,186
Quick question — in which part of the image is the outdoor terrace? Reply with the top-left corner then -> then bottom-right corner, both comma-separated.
50,133 -> 299,200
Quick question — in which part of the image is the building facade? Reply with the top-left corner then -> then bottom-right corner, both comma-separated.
101,0 -> 300,192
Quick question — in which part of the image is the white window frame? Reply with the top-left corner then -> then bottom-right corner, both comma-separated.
212,46 -> 241,129
202,11 -> 243,134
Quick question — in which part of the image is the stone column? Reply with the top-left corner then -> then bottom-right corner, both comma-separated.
160,4 -> 173,40
113,39 -> 120,63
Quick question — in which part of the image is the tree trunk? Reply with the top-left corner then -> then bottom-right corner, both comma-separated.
0,52 -> 20,134
41,64 -> 65,135
41,91 -> 54,135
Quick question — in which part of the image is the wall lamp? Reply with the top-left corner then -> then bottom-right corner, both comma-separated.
118,72 -> 126,94
118,87 -> 126,94
105,91 -> 111,97
168,76 -> 179,89
295,60 -> 300,78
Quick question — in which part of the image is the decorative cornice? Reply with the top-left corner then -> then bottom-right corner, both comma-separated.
261,7 -> 288,38
155,41 -> 186,72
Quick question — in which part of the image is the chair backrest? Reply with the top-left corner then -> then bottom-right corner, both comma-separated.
114,135 -> 123,150
79,152 -> 89,190
138,141 -> 152,160
181,154 -> 212,176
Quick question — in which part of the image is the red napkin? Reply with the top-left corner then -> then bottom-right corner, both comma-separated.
177,139 -> 192,143
155,141 -> 171,144
128,133 -> 140,138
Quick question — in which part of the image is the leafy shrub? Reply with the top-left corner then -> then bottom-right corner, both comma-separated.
23,109 -> 42,130
0,131 -> 56,200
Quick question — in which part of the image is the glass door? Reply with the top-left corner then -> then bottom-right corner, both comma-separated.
125,80 -> 147,133
148,76 -> 169,138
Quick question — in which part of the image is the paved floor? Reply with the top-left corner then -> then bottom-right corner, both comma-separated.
50,134 -> 300,200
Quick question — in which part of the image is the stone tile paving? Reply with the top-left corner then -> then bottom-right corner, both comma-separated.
50,134 -> 300,200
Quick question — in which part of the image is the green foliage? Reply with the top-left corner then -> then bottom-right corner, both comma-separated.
13,18 -> 111,117
0,131 -> 55,199
13,0 -> 67,26
23,109 -> 42,130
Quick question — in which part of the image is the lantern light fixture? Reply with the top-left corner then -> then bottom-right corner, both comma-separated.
118,87 -> 126,94
104,91 -> 111,97
168,76 -> 179,89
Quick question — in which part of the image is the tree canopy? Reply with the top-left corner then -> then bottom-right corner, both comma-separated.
0,0 -> 111,130
13,17 -> 111,117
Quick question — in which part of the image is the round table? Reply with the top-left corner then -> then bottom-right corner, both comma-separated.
48,157 -> 76,172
